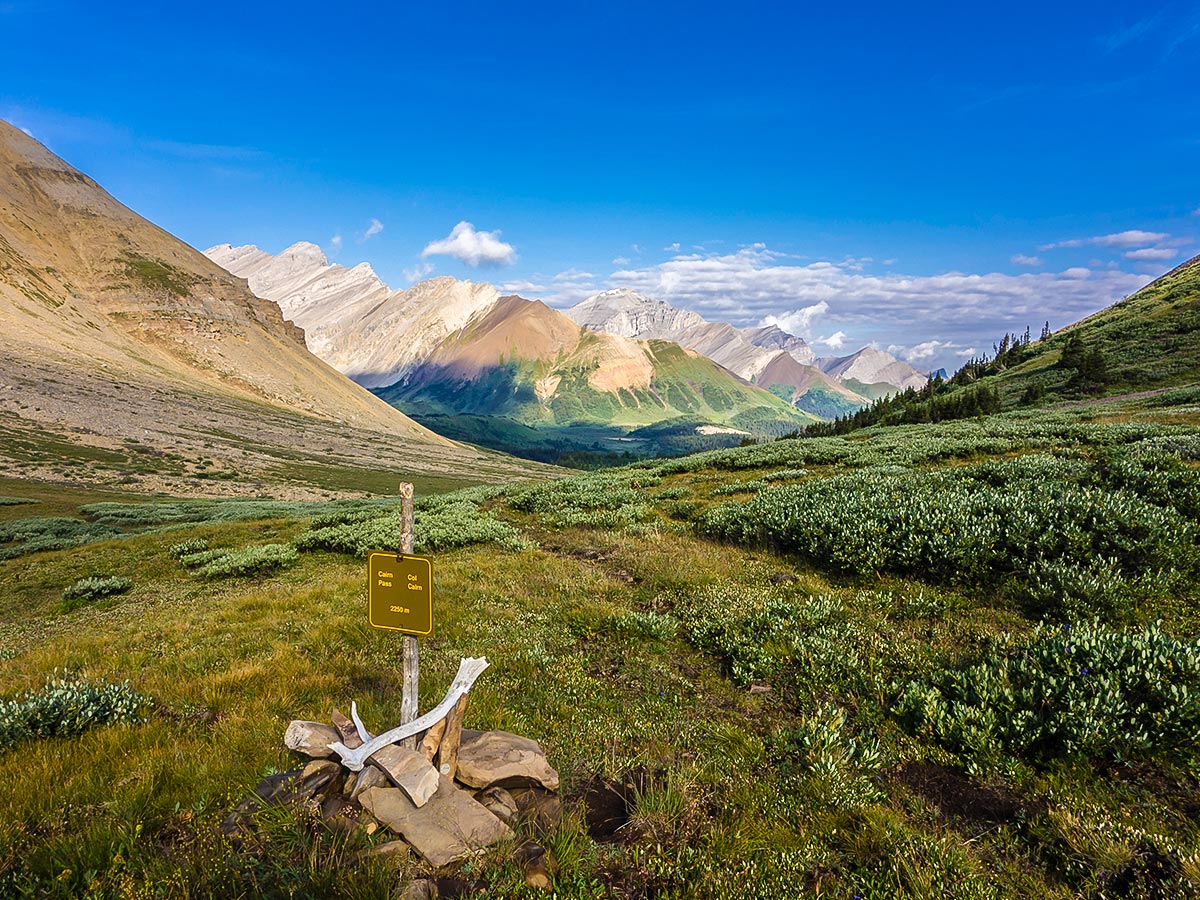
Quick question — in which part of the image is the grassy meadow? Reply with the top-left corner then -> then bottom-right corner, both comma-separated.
2,404 -> 1200,898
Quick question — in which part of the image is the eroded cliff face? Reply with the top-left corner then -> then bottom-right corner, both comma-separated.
209,242 -> 503,388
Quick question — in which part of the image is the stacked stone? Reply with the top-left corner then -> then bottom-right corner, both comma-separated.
224,715 -> 561,889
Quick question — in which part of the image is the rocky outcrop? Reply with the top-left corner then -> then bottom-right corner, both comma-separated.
230,690 -> 562,879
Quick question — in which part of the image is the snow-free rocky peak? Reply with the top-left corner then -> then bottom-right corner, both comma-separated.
821,346 -> 927,391
206,243 -> 504,388
569,288 -> 707,339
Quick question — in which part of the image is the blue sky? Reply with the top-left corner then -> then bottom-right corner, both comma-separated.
3,1 -> 1198,372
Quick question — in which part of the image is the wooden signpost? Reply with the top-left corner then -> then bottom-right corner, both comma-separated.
360,481 -> 473,774
365,482 -> 430,749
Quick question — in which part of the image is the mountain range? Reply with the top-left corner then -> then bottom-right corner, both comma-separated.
206,242 -> 928,457
567,288 -> 927,416
0,120 -> 544,496
207,243 -> 820,459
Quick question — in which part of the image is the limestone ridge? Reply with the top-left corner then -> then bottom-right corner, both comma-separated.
567,290 -> 925,416
821,346 -> 929,393
570,288 -> 784,380
208,242 -> 501,388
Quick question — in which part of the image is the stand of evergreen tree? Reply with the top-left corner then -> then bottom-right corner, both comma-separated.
801,324 -> 1119,439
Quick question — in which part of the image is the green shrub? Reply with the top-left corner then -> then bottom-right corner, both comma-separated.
167,538 -> 209,559
296,496 -> 525,556
669,582 -> 808,685
701,456 -> 1200,621
896,621 -> 1200,774
61,575 -> 132,609
178,548 -> 229,570
0,517 -> 121,560
0,673 -> 148,751
609,610 -> 679,641
194,544 -> 298,579
0,496 -> 37,506
776,703 -> 885,809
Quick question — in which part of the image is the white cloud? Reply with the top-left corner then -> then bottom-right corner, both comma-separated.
422,221 -> 517,267
403,261 -> 435,283
955,347 -> 978,357
19,125 -> 34,138
553,268 -> 596,282
359,218 -> 384,243
1011,253 -> 1042,266
664,242 -> 681,253
1062,267 -> 1091,279
903,340 -> 956,361
816,331 -> 849,350
1090,230 -> 1169,247
761,301 -> 830,337
499,279 -> 548,296
631,244 -> 642,255
1124,247 -> 1178,261
612,256 -> 631,266
1041,230 -> 1170,251
329,234 -> 343,253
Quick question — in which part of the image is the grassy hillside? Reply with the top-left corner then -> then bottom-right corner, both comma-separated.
3,402 -> 1199,898
809,255 -> 1200,434
991,253 -> 1200,400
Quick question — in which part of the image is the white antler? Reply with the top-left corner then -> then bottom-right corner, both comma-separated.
349,701 -> 374,743
328,657 -> 490,771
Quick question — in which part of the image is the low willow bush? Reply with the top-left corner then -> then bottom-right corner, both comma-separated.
178,548 -> 229,570
167,538 -> 209,559
709,479 -> 767,497
896,622 -> 1200,774
0,673 -> 148,751
702,455 -> 1200,621
62,575 -> 132,609
775,703 -> 885,810
0,496 -> 36,506
194,543 -> 298,579
0,517 -> 121,560
296,497 -> 525,556
508,470 -> 658,513
507,471 -> 659,532
609,610 -> 679,642
666,584 -> 870,688
670,583 -> 801,685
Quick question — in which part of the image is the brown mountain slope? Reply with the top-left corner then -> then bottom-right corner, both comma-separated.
381,293 -> 815,430
0,120 -> 545,496
757,353 -> 867,404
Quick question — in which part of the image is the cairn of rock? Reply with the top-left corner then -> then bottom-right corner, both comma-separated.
223,656 -> 561,888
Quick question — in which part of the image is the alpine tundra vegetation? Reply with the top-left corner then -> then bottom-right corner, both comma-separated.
2,394 -> 1199,897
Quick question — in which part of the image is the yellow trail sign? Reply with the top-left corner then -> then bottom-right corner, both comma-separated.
368,551 -> 433,635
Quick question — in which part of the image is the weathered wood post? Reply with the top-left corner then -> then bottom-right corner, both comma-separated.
398,481 -> 419,749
